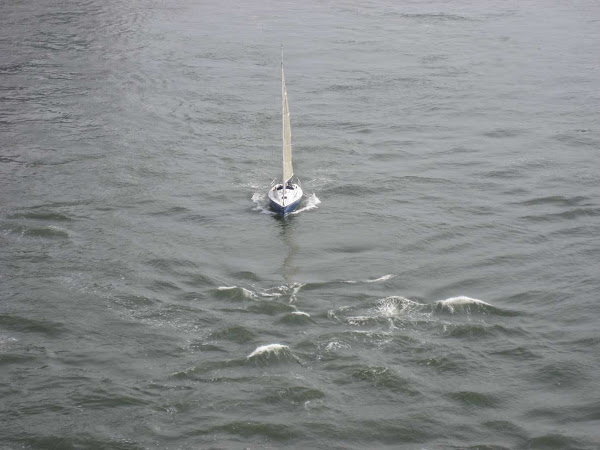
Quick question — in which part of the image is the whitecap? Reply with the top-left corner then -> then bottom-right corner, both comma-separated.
374,296 -> 422,317
291,311 -> 310,317
324,340 -> 350,352
247,343 -> 290,358
435,296 -> 491,313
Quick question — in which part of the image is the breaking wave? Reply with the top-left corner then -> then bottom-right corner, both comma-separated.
246,344 -> 301,366
215,286 -> 258,301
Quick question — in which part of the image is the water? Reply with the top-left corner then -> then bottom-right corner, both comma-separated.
1,0 -> 599,448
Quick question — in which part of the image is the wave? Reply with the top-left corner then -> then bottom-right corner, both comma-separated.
433,296 -> 517,316
215,286 -> 258,301
246,344 -> 301,366
1,223 -> 70,238
373,296 -> 423,317
278,311 -> 312,325
434,296 -> 491,313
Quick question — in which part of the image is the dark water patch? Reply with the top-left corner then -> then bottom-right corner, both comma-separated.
146,258 -> 198,274
146,205 -> 191,217
263,386 -> 325,406
171,359 -> 246,379
482,420 -> 529,441
553,132 -> 599,148
517,195 -> 589,207
530,360 -> 589,388
182,272 -> 214,288
247,300 -> 296,316
148,279 -> 181,293
410,355 -> 465,374
527,400 -> 600,424
504,290 -> 550,306
438,323 -> 523,339
204,421 -> 299,441
0,223 -> 70,238
278,312 -> 312,325
522,207 -> 600,222
320,182 -> 392,197
462,445 -> 512,450
0,314 -> 63,336
11,435 -> 144,450
0,353 -> 38,365
70,389 -> 149,409
8,211 -> 72,221
187,342 -> 226,352
208,326 -> 256,344
484,169 -> 521,179
231,270 -> 261,281
489,346 -> 540,360
394,175 -> 453,185
397,12 -> 475,22
305,419 -> 431,445
565,335 -> 600,348
342,365 -> 421,396
483,128 -> 526,138
525,433 -> 589,449
447,391 -> 502,408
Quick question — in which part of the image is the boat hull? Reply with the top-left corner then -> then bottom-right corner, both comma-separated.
268,184 -> 303,216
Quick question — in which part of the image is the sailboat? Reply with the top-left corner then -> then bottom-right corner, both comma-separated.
268,48 -> 303,216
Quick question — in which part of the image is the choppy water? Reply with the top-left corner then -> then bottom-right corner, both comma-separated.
1,0 -> 599,448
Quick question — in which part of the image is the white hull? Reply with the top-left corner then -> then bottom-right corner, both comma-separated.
268,184 -> 303,216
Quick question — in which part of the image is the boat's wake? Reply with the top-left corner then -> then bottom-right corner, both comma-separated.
251,192 -> 320,215
251,192 -> 276,215
291,193 -> 321,214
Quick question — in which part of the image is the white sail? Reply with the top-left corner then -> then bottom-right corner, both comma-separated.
282,63 -> 293,185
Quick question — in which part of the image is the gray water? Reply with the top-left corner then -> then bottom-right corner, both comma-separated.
1,0 -> 599,448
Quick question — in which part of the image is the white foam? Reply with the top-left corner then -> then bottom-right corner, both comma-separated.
365,274 -> 395,283
291,311 -> 310,317
346,316 -> 376,326
324,340 -> 350,352
217,286 -> 257,299
343,274 -> 395,284
435,296 -> 491,312
251,192 -> 276,215
374,296 -> 422,317
290,193 -> 321,214
247,343 -> 290,359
